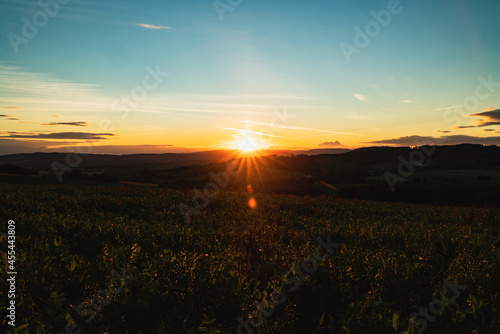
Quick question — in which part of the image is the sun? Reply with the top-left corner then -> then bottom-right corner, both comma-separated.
236,135 -> 264,154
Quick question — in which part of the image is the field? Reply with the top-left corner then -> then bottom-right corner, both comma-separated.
1,183 -> 499,333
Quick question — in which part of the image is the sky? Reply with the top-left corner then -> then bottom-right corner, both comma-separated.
1,0 -> 500,155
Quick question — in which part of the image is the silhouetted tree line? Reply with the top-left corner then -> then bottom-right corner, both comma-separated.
0,164 -> 36,175
338,185 -> 500,208
63,169 -> 118,183
324,170 -> 365,184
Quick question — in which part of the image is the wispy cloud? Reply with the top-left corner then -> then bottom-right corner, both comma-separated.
453,125 -> 475,129
353,94 -> 367,101
437,130 -> 451,133
2,107 -> 19,109
0,64 -> 319,120
0,114 -> 19,120
292,133 -> 350,139
345,113 -> 372,121
238,120 -> 354,135
0,62 -> 98,98
219,127 -> 284,138
0,63 -> 331,129
400,99 -> 414,103
367,135 -> 500,146
42,121 -> 88,127
137,23 -> 172,30
1,132 -> 115,140
435,105 -> 461,111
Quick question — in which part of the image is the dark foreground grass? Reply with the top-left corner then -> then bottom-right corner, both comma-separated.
1,183 -> 499,333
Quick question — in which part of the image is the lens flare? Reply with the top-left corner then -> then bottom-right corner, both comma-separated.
248,197 -> 257,209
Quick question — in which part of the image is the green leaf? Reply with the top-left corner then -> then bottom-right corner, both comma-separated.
318,311 -> 325,328
14,323 -> 29,333
392,313 -> 399,331
54,236 -> 62,247
69,258 -> 77,272
202,318 -> 216,325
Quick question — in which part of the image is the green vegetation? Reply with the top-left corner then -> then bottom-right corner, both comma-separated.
1,183 -> 499,333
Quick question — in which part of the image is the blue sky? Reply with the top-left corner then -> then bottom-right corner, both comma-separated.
1,0 -> 500,154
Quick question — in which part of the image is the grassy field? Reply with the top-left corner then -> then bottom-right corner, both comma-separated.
1,183 -> 499,333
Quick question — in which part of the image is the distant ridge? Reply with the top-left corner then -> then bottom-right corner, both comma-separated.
1,144 -> 499,171
0,148 -> 350,170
